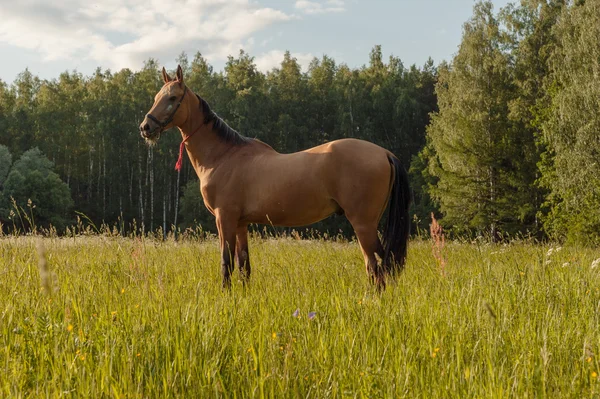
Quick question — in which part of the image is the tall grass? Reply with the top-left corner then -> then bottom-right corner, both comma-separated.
1,236 -> 599,397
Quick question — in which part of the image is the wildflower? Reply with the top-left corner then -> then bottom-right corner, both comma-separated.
592,259 -> 600,269
587,357 -> 593,363
79,355 -> 85,361
121,288 -> 125,294
67,324 -> 73,332
272,332 -> 277,340
308,312 -> 316,320
136,353 -> 141,357
292,309 -> 299,318
135,304 -> 140,309
592,371 -> 598,379
432,348 -> 440,358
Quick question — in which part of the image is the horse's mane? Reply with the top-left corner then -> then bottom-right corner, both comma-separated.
197,94 -> 251,146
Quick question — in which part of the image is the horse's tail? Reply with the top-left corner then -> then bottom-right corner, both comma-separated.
382,155 -> 411,276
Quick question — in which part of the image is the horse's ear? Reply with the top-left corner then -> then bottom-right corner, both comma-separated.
162,67 -> 172,84
176,65 -> 184,84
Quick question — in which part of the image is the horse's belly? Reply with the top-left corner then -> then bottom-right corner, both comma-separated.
243,194 -> 338,227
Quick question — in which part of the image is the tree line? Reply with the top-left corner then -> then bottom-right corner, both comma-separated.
1,0 -> 599,243
0,46 -> 436,236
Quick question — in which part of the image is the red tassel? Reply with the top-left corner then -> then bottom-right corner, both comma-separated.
174,123 -> 202,171
175,140 -> 186,171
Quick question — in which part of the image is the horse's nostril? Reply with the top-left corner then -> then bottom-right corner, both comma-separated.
142,123 -> 150,131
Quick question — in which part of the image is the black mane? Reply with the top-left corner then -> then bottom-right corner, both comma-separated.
197,94 -> 251,146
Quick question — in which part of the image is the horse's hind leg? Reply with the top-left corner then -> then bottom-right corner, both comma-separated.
236,225 -> 251,283
351,223 -> 385,290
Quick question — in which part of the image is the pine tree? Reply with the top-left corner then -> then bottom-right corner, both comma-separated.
426,1 -> 534,238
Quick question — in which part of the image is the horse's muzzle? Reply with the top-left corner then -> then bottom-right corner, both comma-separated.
139,119 -> 160,140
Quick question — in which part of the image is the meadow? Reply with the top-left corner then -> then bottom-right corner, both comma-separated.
1,234 -> 600,398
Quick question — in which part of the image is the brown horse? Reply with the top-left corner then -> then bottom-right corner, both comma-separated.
140,65 -> 410,290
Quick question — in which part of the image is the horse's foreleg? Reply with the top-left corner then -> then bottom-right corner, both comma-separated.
217,213 -> 237,289
236,225 -> 251,283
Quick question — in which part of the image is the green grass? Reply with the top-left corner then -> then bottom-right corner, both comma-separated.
1,235 -> 600,398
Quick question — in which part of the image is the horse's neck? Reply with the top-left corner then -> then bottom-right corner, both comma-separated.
179,121 -> 228,177
178,91 -> 273,178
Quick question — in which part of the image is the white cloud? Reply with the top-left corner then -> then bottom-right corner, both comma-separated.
0,0 -> 292,71
254,50 -> 315,72
294,0 -> 345,14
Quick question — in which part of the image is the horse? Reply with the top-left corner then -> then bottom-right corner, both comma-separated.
139,65 -> 410,290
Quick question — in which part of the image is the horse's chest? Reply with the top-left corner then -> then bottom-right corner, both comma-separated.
200,183 -> 217,215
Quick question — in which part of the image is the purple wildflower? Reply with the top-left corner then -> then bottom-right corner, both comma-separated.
308,311 -> 316,320
292,309 -> 300,318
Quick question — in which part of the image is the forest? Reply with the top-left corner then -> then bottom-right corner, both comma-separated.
0,0 -> 599,243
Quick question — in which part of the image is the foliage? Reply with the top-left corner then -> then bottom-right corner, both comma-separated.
1,148 -> 73,230
0,144 -> 11,187
179,178 -> 215,232
426,2 -> 533,238
538,0 -> 600,242
1,237 -> 599,396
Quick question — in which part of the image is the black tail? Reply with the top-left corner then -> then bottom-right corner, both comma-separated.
382,155 -> 411,276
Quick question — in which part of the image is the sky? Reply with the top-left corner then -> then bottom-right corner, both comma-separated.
0,0 -> 512,83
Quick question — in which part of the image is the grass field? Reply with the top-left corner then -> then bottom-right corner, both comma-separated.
1,235 -> 600,398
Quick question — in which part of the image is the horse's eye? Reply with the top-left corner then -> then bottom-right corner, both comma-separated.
169,96 -> 177,101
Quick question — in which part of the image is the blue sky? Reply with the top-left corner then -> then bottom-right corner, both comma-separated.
0,0 -> 511,83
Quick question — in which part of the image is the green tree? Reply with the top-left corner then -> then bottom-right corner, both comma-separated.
539,0 -> 600,241
426,2 -> 535,238
501,0 -> 565,237
0,144 -> 11,187
224,50 -> 270,139
179,179 -> 215,232
1,147 -> 73,230
267,51 -> 310,151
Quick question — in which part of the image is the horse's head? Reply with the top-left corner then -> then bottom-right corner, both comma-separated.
140,65 -> 188,144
